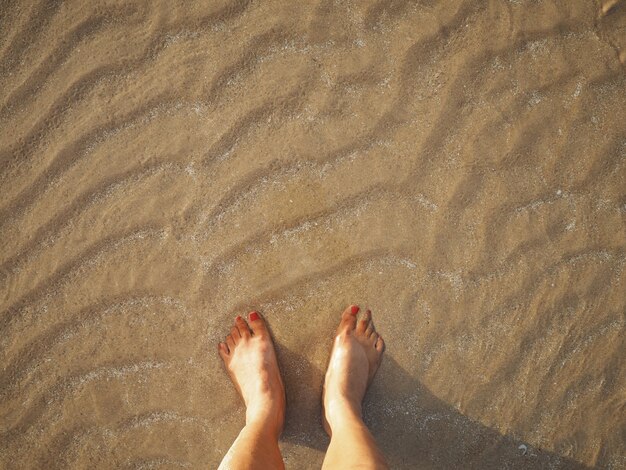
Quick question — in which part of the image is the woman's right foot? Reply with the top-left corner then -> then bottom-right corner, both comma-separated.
322,305 -> 385,435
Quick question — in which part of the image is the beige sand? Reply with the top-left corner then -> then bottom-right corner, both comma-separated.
1,0 -> 625,468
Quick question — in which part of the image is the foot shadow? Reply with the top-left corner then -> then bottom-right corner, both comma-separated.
276,346 -> 593,469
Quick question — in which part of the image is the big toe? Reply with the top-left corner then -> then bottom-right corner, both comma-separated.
338,304 -> 359,332
248,310 -> 267,336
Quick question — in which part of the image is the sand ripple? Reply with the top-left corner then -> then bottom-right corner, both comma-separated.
1,0 -> 625,468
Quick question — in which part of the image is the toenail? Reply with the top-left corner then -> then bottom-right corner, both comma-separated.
249,311 -> 259,321
235,315 -> 242,321
350,305 -> 359,315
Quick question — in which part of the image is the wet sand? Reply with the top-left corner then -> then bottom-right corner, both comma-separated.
1,0 -> 625,468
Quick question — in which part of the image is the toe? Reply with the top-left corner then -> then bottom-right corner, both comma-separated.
375,336 -> 385,353
248,311 -> 266,336
218,342 -> 229,360
339,304 -> 359,331
230,326 -> 241,343
365,320 -> 374,338
370,331 -> 379,345
226,334 -> 235,351
235,315 -> 251,338
357,309 -> 371,334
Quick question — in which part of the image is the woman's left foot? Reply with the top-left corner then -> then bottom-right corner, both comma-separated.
218,312 -> 286,437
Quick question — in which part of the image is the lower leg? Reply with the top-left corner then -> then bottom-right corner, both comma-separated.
218,420 -> 284,470
322,406 -> 387,469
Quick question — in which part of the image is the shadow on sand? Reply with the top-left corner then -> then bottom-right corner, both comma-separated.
276,345 -> 592,470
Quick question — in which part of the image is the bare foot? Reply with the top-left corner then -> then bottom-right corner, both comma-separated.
218,311 -> 286,437
323,305 -> 385,435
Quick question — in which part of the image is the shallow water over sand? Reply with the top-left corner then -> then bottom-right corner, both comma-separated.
1,0 -> 625,468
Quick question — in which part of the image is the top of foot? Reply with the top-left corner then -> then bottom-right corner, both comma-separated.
323,305 -> 385,435
218,311 -> 286,437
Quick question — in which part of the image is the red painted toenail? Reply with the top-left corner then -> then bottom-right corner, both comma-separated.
351,305 -> 359,315
235,315 -> 242,321
249,311 -> 259,321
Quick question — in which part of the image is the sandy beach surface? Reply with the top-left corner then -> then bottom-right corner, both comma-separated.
1,0 -> 625,468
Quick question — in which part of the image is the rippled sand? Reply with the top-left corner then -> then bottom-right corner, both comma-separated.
1,0 -> 625,468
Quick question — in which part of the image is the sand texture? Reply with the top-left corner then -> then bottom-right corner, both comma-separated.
1,0 -> 625,468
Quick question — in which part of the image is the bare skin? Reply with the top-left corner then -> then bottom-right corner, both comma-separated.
217,306 -> 387,469
217,312 -> 286,470
322,305 -> 388,469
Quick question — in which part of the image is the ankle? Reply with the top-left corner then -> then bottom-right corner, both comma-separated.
324,398 -> 363,431
245,417 -> 283,440
245,401 -> 284,438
